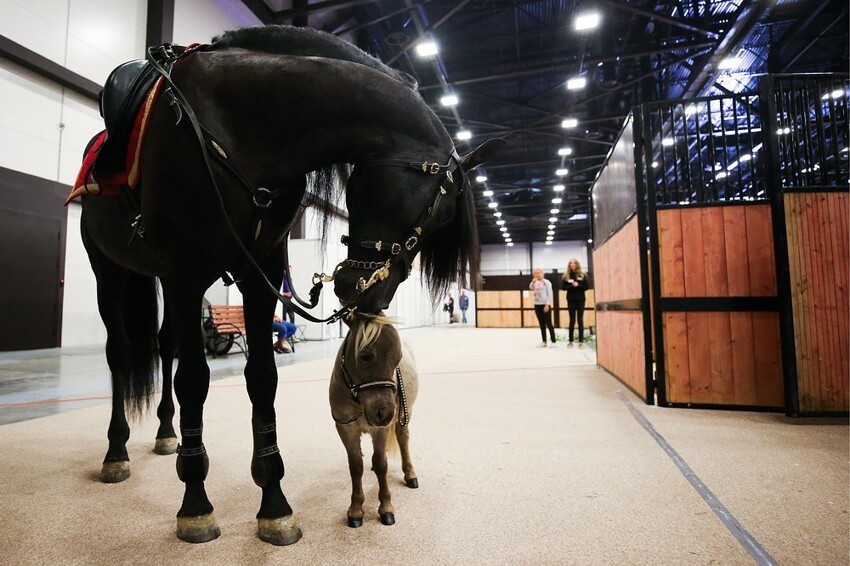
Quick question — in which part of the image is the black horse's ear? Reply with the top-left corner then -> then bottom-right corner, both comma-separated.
458,138 -> 506,171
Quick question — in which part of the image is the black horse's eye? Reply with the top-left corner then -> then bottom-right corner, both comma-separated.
359,351 -> 374,362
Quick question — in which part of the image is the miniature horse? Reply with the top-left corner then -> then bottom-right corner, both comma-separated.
330,315 -> 419,527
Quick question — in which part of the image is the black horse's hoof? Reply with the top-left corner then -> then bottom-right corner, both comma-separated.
100,461 -> 130,483
258,516 -> 302,546
380,512 -> 395,526
176,513 -> 221,543
406,478 -> 419,489
347,516 -> 363,528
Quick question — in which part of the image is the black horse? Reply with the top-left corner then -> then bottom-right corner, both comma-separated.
79,26 -> 502,545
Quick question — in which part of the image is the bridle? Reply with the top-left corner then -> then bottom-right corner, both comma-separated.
312,152 -> 467,298
332,333 -> 410,427
145,43 -> 466,324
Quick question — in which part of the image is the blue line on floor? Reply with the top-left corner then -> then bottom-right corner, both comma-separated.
617,390 -> 778,566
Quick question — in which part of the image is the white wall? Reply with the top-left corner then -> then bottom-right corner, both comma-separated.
481,240 -> 589,274
172,0 -> 260,45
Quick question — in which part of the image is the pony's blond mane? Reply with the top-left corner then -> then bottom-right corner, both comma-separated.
352,313 -> 395,358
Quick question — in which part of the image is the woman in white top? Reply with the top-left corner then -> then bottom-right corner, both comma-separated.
529,268 -> 557,347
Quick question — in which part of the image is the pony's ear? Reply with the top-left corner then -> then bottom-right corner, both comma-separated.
458,138 -> 506,172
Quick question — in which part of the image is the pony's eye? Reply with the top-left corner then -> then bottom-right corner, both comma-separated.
359,351 -> 374,362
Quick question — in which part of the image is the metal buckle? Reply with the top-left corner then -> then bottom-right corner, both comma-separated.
391,243 -> 402,255
252,187 -> 271,208
374,240 -> 383,251
423,162 -> 440,175
446,170 -> 454,183
405,236 -> 418,250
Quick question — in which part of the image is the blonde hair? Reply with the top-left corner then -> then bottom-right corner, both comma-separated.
351,312 -> 395,357
567,258 -> 584,278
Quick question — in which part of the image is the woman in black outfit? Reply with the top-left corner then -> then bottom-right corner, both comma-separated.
562,258 -> 589,347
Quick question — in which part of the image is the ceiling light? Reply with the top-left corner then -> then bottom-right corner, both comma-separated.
651,161 -> 659,168
506,238 -> 512,243
440,94 -> 458,106
684,104 -> 698,116
545,241 -> 553,246
557,147 -> 573,156
556,168 -> 568,176
550,208 -> 559,214
587,238 -> 593,243
574,12 -> 601,31
739,153 -> 752,162
552,198 -> 562,204
546,236 -> 553,241
503,233 -> 511,238
549,216 -> 558,222
553,184 -> 565,191
718,56 -> 741,70
456,130 -> 472,141
476,175 -> 487,182
830,89 -> 845,99
568,213 -> 588,221
496,220 -> 505,225
500,226 -> 507,232
548,224 -> 555,229
494,212 -> 502,217
416,40 -> 438,57
483,190 -> 494,197
487,202 -> 498,208
566,76 -> 587,90
662,138 -> 674,147
561,118 -> 578,129
716,171 -> 728,180
507,242 -> 514,247
547,230 -> 555,236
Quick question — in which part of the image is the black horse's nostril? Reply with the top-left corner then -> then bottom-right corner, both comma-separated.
376,408 -> 385,421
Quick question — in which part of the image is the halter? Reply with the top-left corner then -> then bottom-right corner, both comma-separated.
333,334 -> 410,427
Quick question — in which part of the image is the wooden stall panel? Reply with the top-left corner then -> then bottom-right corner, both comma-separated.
658,205 -> 776,298
500,290 -> 522,308
596,310 -> 646,399
663,311 -> 783,407
785,192 -> 849,413
592,217 -> 642,303
476,291 -> 502,309
477,311 -> 521,328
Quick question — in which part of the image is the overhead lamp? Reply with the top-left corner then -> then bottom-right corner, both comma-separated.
487,202 -> 498,208
506,238 -> 512,243
718,56 -> 741,70
552,198 -> 562,204
553,184 -> 565,191
651,161 -> 659,168
548,224 -> 556,229
500,226 -> 507,232
574,12 -> 601,31
456,130 -> 472,141
558,147 -> 573,156
440,94 -> 459,106
507,242 -> 514,247
776,127 -> 791,135
496,220 -> 505,225
546,236 -> 553,241
587,238 -> 593,243
684,104 -> 698,116
547,230 -> 555,236
550,208 -> 559,214
416,40 -> 439,57
494,211 -> 502,217
545,241 -> 553,246
568,213 -> 588,221
662,138 -> 674,147
556,168 -> 568,176
716,171 -> 728,180
566,76 -> 587,90
503,233 -> 511,238
739,153 -> 752,162
549,216 -> 558,222
483,190 -> 494,197
476,175 -> 487,182
561,118 -> 578,129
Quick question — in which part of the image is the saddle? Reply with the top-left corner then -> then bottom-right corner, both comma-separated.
95,59 -> 160,177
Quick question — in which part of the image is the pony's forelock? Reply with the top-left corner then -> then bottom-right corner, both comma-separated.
352,313 -> 395,359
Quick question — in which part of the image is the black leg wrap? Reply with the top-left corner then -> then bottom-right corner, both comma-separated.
251,417 -> 284,487
176,444 -> 209,482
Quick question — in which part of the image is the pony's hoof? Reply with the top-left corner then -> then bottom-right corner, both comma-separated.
347,516 -> 363,528
258,515 -> 302,546
406,478 -> 419,489
100,461 -> 130,483
380,512 -> 395,526
154,437 -> 178,455
176,513 -> 221,543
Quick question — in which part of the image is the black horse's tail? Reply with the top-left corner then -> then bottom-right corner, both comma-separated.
122,273 -> 160,417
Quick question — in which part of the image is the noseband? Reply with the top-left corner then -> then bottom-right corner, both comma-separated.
334,334 -> 410,427
315,152 -> 466,297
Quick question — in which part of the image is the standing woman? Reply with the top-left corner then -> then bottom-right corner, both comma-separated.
562,258 -> 589,347
529,268 -> 557,347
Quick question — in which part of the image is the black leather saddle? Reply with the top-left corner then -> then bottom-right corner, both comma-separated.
95,59 -> 159,176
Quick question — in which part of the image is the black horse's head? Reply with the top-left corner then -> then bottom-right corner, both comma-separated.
334,138 -> 505,314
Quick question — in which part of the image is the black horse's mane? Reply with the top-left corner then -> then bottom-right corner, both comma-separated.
211,25 -> 417,89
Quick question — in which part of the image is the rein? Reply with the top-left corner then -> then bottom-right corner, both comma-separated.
333,334 -> 410,427
145,43 -> 463,324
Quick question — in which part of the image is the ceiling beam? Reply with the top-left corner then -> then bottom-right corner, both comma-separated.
273,0 -> 375,21
597,0 -> 719,38
239,0 -> 276,24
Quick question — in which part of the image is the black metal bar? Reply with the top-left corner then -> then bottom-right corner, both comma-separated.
658,297 -> 780,312
0,35 -> 100,101
707,98 -> 720,201
719,97 -> 730,199
643,104 -> 667,408
597,0 -> 719,38
146,0 -> 174,47
813,79 -> 830,188
692,103 -> 707,203
760,76 -> 799,416
664,401 -> 784,412
734,96 -> 745,197
595,299 -> 644,311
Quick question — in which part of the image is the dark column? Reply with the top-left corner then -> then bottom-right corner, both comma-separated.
146,0 -> 175,48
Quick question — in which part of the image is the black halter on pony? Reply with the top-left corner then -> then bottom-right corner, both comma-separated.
334,333 -> 410,427
145,43 -> 463,325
